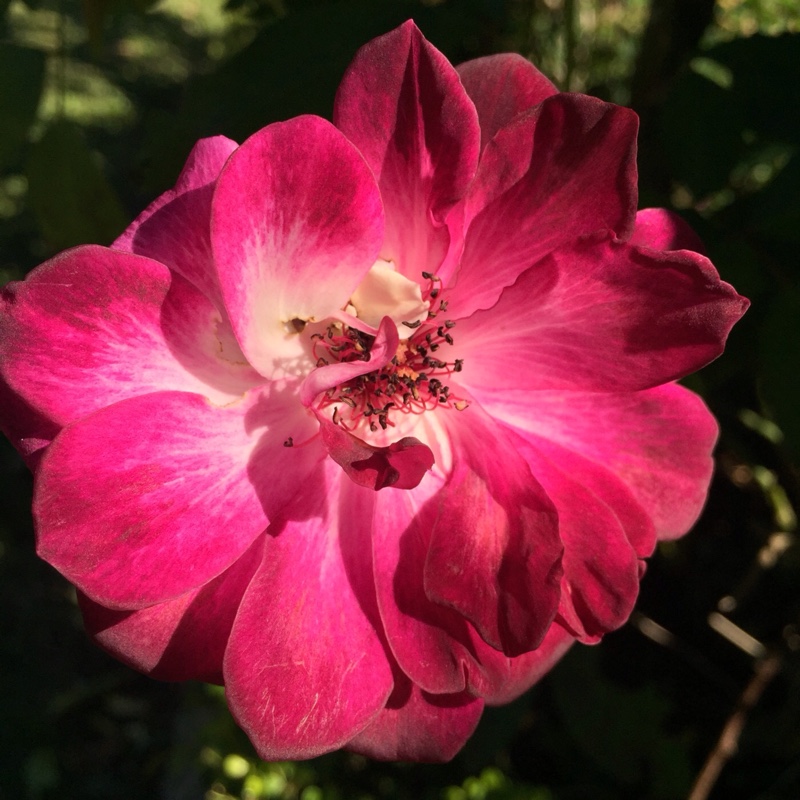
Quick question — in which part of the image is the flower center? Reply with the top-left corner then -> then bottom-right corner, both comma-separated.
312,270 -> 468,433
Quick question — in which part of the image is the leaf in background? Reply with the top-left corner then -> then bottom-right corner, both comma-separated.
551,647 -> 692,796
661,67 -> 746,198
759,289 -> 800,460
26,120 -> 129,252
0,44 -> 46,170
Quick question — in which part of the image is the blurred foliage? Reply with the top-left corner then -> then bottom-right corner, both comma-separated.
2,0 -> 800,799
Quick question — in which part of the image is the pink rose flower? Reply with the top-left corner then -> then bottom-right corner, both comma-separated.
0,22 -> 747,762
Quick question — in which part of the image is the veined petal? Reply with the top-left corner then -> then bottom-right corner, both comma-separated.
0,246 -> 262,458
475,384 -> 719,539
455,232 -> 749,393
424,405 -> 563,656
451,94 -> 639,316
507,428 -> 641,643
34,389 -> 322,608
211,116 -> 384,376
77,535 -> 264,684
224,466 -> 393,761
114,136 -> 238,307
334,20 -> 480,279
347,670 -> 483,763
457,53 -> 557,149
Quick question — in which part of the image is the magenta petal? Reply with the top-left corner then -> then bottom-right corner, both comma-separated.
466,620 -> 574,705
224,468 -> 393,760
334,20 -> 480,278
0,246 -> 261,447
320,421 -> 434,491
477,384 -> 719,540
452,93 -> 639,316
211,116 -> 383,375
508,429 -> 641,642
34,389 -> 319,608
456,232 -> 749,393
78,535 -> 264,683
424,406 -> 563,656
630,207 -> 707,254
347,670 -> 483,762
114,136 -> 237,306
457,53 -> 557,149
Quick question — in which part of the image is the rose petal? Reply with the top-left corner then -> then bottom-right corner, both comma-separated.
114,136 -> 238,307
630,207 -> 707,254
474,384 -> 719,539
506,427 -> 641,642
34,389 -> 322,608
78,534 -> 265,683
224,466 -> 393,760
347,669 -> 483,763
450,93 -> 639,316
424,405 -> 563,656
454,232 -> 749,393
334,20 -> 480,279
211,116 -> 383,376
0,245 -> 262,453
457,53 -> 557,149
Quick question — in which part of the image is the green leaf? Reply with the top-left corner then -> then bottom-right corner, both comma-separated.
0,44 -> 46,170
26,120 -> 129,252
759,289 -> 800,460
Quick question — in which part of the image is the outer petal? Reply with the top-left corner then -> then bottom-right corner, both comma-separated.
506,428 -> 641,643
457,54 -> 557,149
224,466 -> 393,761
367,413 -> 562,694
424,405 -> 563,656
450,94 -> 639,315
630,207 -> 707,254
0,245 -> 262,455
347,670 -> 483,763
77,535 -> 265,683
34,389 -> 322,608
334,20 -> 480,279
475,384 -> 719,539
211,116 -> 384,376
455,232 -> 749,393
114,136 -> 238,306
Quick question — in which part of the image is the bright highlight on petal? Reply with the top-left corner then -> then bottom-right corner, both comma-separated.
0,19 -> 748,764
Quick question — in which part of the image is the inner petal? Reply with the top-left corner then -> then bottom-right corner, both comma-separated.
350,260 -> 430,330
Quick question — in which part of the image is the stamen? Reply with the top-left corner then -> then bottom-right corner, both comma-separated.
309,271 -> 468,432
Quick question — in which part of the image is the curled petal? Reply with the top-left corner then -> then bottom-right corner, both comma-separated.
319,422 -> 434,491
425,405 -> 563,656
456,232 -> 749,393
335,20 -> 480,279
507,428 -> 641,642
452,93 -> 639,316
457,53 -> 557,149
475,384 -> 719,539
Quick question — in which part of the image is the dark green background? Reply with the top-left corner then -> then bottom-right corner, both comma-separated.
1,1 -> 799,798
